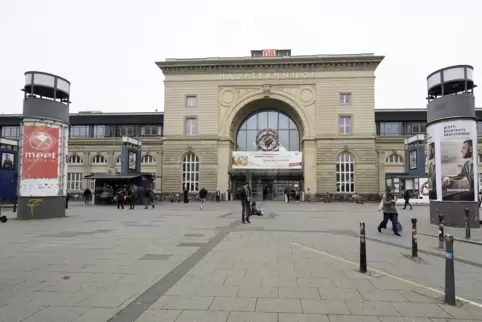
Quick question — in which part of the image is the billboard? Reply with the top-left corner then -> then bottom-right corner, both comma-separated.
19,122 -> 65,197
437,120 -> 478,201
420,127 -> 437,200
128,151 -> 136,170
232,151 -> 302,169
21,125 -> 59,179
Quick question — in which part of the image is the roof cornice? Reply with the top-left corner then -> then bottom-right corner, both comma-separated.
155,55 -> 385,74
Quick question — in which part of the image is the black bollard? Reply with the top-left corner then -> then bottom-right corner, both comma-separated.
411,218 -> 418,257
444,234 -> 456,305
438,214 -> 444,249
13,201 -> 17,213
464,208 -> 471,240
359,221 -> 367,273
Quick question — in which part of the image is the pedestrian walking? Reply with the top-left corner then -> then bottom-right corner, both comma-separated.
216,188 -> 221,202
116,189 -> 125,210
240,183 -> 251,224
377,187 -> 401,236
199,187 -> 208,210
402,189 -> 413,210
83,188 -> 92,205
128,188 -> 136,210
144,188 -> 155,209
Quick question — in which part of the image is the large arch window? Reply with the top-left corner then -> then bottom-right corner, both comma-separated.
182,153 -> 199,192
336,152 -> 355,193
236,109 -> 300,152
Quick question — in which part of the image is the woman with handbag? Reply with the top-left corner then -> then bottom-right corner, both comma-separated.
378,187 -> 401,236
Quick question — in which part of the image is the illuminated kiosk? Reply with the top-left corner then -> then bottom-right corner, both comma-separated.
394,134 -> 429,206
17,72 -> 70,220
426,65 -> 480,228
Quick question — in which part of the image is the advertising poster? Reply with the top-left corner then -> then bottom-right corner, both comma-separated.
438,119 -> 478,201
232,151 -> 302,169
21,125 -> 60,179
420,126 -> 438,200
128,151 -> 136,170
1,152 -> 15,169
409,150 -> 417,170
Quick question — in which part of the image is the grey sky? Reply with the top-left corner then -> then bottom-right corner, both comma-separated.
0,0 -> 480,113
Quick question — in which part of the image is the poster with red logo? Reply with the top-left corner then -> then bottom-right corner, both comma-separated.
21,125 -> 60,179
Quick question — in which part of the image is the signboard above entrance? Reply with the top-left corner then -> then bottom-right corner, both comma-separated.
220,72 -> 315,80
232,151 -> 302,170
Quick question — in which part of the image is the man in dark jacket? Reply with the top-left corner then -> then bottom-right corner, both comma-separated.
240,183 -> 251,224
199,187 -> 208,210
116,189 -> 125,210
144,188 -> 155,209
128,188 -> 137,210
402,190 -> 412,210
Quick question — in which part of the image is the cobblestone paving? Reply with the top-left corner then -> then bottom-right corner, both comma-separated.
0,201 -> 481,321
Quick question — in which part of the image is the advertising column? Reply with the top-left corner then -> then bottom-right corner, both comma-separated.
426,65 -> 479,228
16,71 -> 71,220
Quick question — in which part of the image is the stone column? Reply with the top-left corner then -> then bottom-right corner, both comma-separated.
17,72 -> 70,220
426,65 -> 480,228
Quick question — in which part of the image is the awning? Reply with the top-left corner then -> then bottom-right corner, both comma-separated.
83,173 -> 153,180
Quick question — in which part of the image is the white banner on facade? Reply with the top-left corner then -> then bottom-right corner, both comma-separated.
232,151 -> 302,169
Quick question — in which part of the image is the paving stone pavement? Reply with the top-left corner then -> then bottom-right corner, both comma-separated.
0,201 -> 481,321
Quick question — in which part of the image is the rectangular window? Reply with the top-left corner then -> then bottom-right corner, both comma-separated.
340,93 -> 351,105
141,125 -> 161,136
408,122 -> 426,135
186,95 -> 197,107
379,122 -> 403,136
1,126 -> 20,138
185,118 -> 197,136
70,125 -> 90,138
67,172 -> 83,191
477,122 -> 482,135
339,116 -> 351,135
118,125 -> 136,137
93,125 -> 114,138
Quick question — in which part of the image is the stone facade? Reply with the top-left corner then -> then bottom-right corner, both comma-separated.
157,53 -> 397,195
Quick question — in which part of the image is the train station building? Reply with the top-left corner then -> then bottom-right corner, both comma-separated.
1,49 -> 481,200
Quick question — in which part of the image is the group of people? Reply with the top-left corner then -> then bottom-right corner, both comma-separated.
113,186 -> 155,210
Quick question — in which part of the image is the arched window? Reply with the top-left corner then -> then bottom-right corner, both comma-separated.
336,152 -> 355,193
67,155 -> 83,164
142,155 -> 156,164
116,156 -> 121,164
92,155 -> 107,164
182,153 -> 199,192
236,109 -> 300,152
386,154 -> 403,164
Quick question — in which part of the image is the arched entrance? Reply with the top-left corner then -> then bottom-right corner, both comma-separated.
230,98 -> 304,201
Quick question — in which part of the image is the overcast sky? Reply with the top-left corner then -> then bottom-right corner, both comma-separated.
0,0 -> 480,114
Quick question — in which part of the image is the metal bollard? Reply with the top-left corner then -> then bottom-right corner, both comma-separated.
464,208 -> 471,240
444,234 -> 456,305
359,221 -> 367,273
438,214 -> 444,249
411,218 -> 418,257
